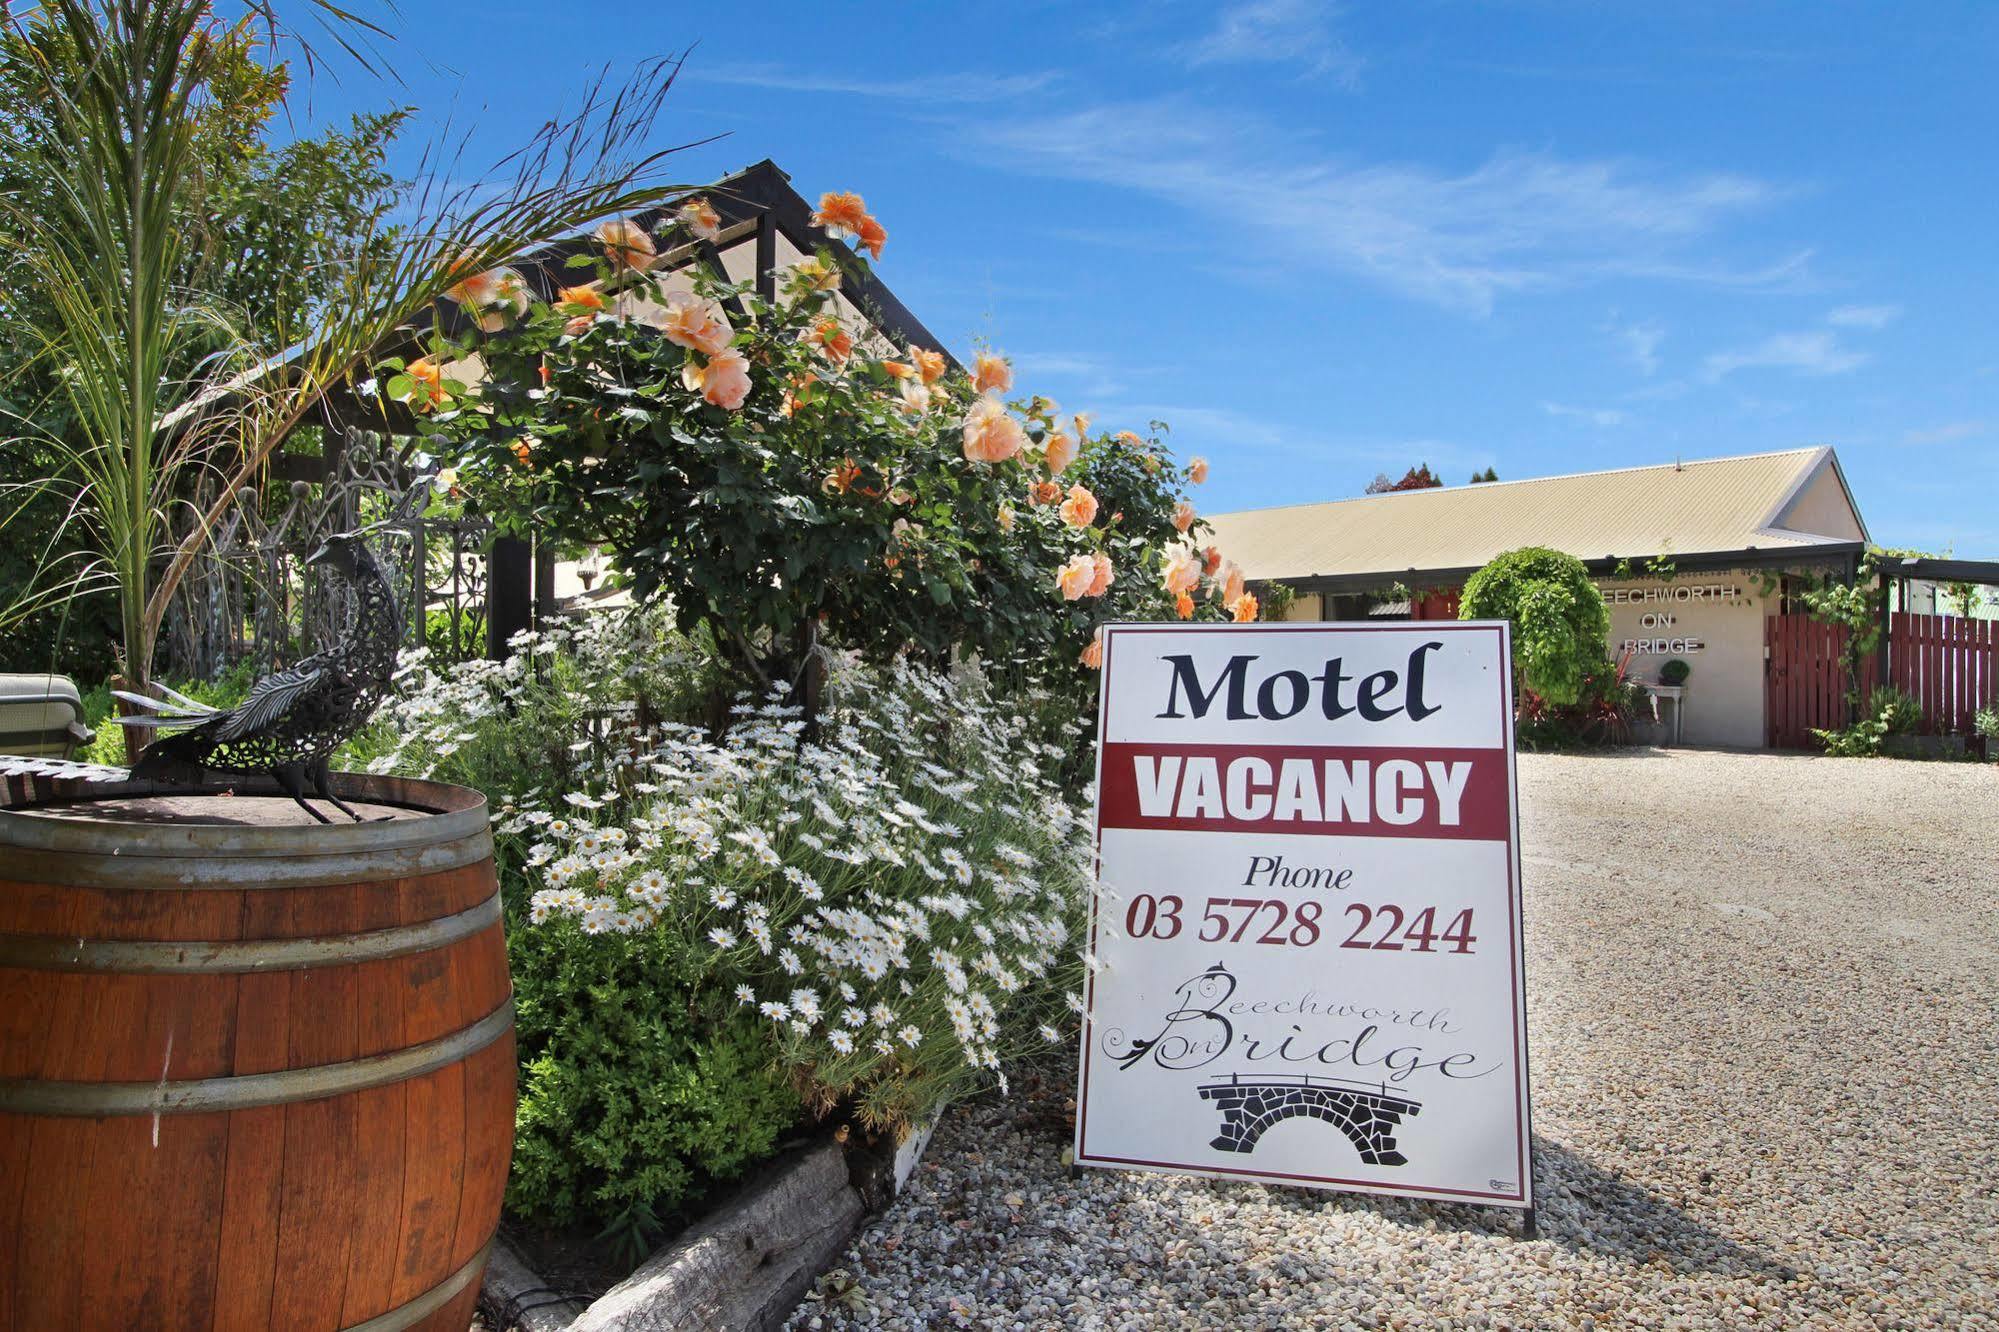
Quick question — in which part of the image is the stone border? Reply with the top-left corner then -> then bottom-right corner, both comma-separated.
480,1117 -> 939,1332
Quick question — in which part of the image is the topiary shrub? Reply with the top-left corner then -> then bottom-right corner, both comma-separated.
1658,658 -> 1691,687
1459,547 -> 1611,706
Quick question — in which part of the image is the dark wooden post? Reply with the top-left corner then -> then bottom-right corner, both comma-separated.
754,209 -> 777,303
487,535 -> 533,659
532,539 -> 556,629
1875,569 -> 1893,696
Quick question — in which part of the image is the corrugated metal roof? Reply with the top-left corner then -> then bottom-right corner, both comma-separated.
1205,448 -> 1857,584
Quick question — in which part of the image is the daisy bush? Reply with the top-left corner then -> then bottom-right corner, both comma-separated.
344,608 -> 1090,1239
516,657 -> 1090,1130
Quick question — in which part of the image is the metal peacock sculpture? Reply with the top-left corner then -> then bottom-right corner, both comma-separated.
110,531 -> 403,822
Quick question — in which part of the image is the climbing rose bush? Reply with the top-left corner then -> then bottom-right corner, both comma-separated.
402,188 -> 1255,697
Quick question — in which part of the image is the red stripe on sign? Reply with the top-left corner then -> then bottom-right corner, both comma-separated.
1099,743 -> 1510,841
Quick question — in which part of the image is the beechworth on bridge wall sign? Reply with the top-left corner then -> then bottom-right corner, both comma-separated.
1075,622 -> 1533,1210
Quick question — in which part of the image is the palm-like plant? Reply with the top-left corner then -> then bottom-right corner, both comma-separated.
0,0 -> 697,754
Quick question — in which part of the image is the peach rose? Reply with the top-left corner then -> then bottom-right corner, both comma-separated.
898,380 -> 932,416
1080,633 -> 1104,670
823,460 -> 863,496
510,437 -> 535,469
790,255 -> 841,292
962,397 -> 1026,464
1085,551 -> 1115,598
1175,592 -> 1195,620
678,196 -> 722,241
1188,455 -> 1210,484
1043,430 -> 1077,474
563,315 -> 595,337
1058,484 -> 1099,529
595,218 -> 656,270
972,352 -> 1012,395
1116,430 -> 1143,447
1231,592 -> 1260,623
1055,554 -> 1096,601
808,318 -> 854,364
661,294 -> 733,355
444,257 -> 500,307
1160,546 -> 1202,595
997,503 -> 1016,532
558,285 -> 606,312
856,215 -> 887,260
881,360 -> 915,380
404,357 -> 445,411
1028,480 -> 1061,506
813,191 -> 870,236
1173,500 -> 1196,534
682,347 -> 752,410
1203,545 -> 1223,576
1223,562 -> 1246,605
914,349 -> 947,383
1073,411 -> 1093,439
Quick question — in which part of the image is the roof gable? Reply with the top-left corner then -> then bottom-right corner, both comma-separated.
1206,448 -> 1867,584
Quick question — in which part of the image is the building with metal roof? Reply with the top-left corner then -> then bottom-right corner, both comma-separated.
1206,447 -> 1867,597
1206,448 -> 1873,749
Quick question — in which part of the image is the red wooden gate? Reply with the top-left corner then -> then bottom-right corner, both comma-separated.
1888,611 -> 1999,733
1765,613 -> 1866,749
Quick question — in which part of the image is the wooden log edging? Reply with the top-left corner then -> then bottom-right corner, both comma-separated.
566,1141 -> 865,1332
483,1114 -> 944,1332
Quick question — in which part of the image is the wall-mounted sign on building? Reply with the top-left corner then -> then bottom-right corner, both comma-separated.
1074,623 -> 1533,1211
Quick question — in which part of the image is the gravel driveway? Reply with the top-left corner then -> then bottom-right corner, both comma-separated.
787,749 -> 1999,1331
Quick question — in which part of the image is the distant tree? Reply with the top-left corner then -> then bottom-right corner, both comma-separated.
1365,463 -> 1443,494
1469,467 -> 1500,483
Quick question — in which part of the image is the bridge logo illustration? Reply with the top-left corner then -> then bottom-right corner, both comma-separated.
1198,1074 -> 1422,1165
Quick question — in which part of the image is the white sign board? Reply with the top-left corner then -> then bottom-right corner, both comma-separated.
1074,622 -> 1532,1209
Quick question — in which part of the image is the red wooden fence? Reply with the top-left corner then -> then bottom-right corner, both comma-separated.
1888,611 -> 1999,734
1765,613 -> 1874,749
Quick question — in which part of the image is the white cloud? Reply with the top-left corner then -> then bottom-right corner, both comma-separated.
1827,303 -> 1901,329
1542,401 -> 1628,427
1902,420 -> 1986,446
1006,351 -> 1128,399
1177,0 -> 1364,84
1612,320 -> 1666,375
1702,330 -> 1869,380
693,64 -> 1056,102
970,101 -> 1796,314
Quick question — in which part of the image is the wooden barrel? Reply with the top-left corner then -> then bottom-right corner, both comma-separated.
0,774 -> 514,1331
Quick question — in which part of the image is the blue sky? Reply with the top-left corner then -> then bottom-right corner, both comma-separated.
300,1 -> 1999,556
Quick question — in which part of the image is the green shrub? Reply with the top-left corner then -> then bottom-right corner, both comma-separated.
505,920 -> 801,1239
1868,684 -> 1923,735
1657,658 -> 1691,687
1976,703 -> 1999,740
1813,718 -> 1887,757
1459,547 -> 1611,706
1515,654 -> 1645,750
